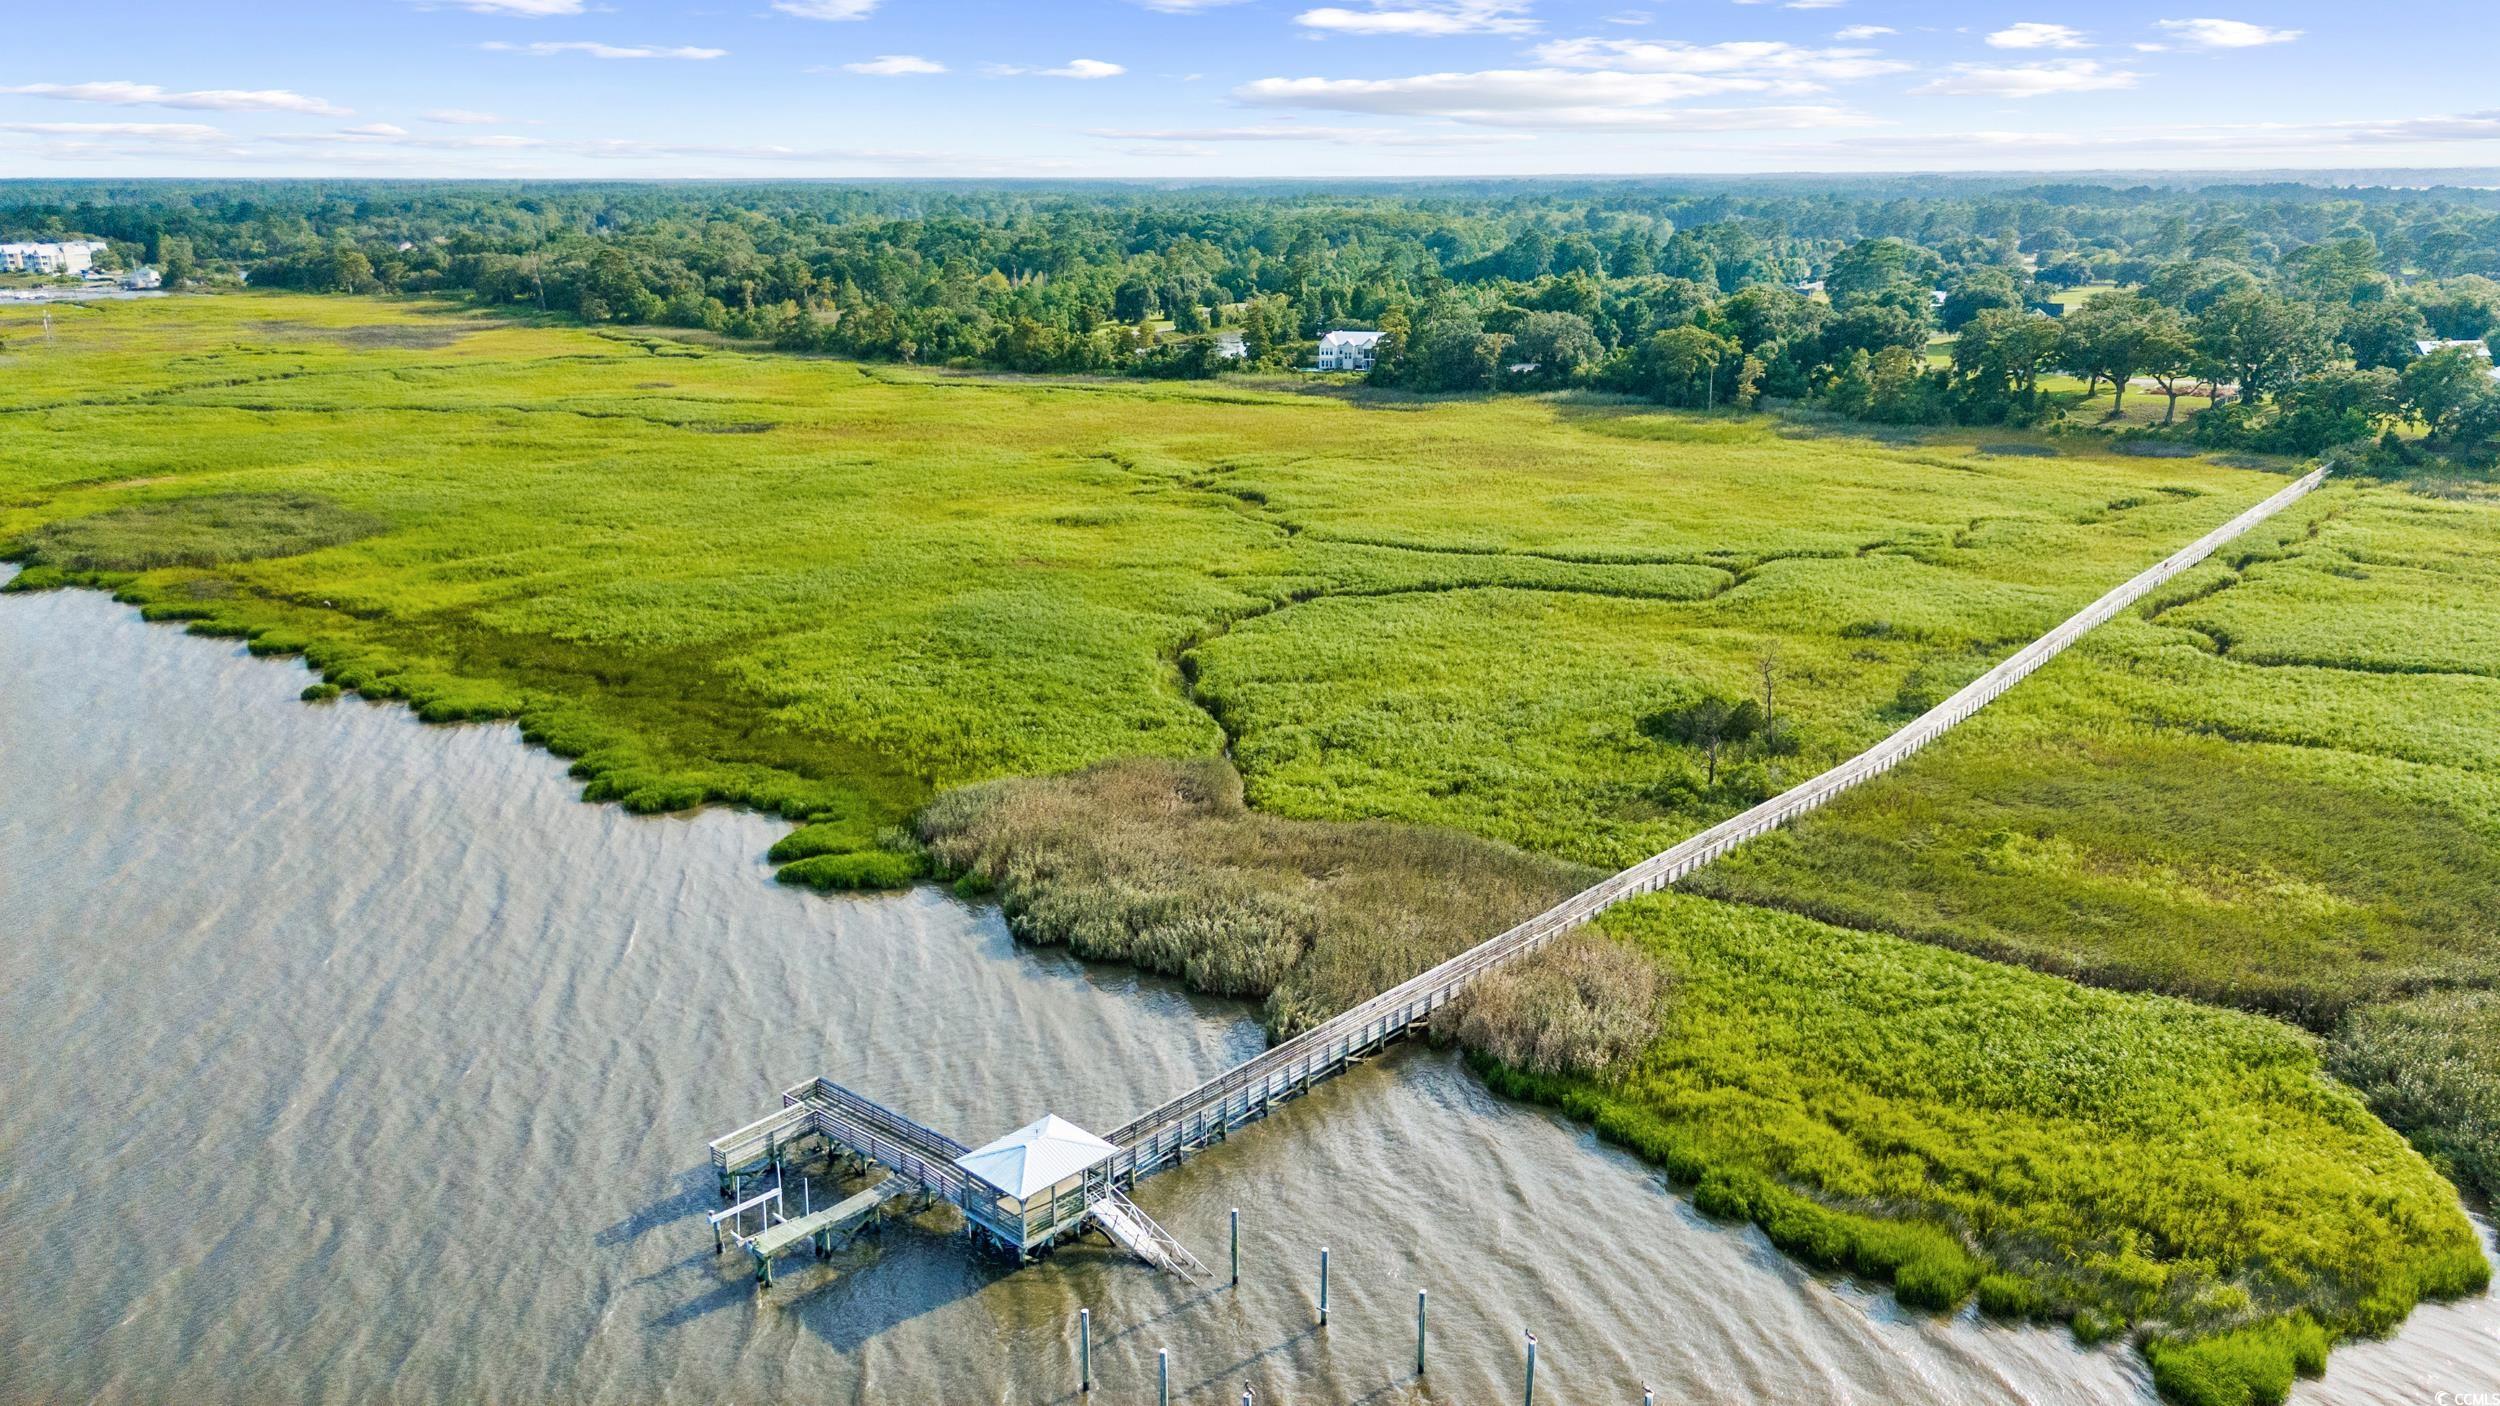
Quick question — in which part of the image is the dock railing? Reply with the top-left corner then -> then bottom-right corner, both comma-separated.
784,1078 -> 975,1204
1104,467 -> 2328,1176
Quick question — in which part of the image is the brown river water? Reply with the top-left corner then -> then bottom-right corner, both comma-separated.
2,576 -> 2495,1404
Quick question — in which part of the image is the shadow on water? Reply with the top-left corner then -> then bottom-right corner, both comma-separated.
594,1167 -> 717,1250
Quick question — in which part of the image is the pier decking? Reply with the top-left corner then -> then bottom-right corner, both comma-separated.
714,1178 -> 899,1285
704,468 -> 2329,1282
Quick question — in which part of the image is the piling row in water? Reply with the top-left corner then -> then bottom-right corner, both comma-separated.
1053,1214 -> 1677,1403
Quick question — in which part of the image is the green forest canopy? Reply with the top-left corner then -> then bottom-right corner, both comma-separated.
6,176 -> 2498,467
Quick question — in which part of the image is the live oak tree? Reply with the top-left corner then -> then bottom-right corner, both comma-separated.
2196,289 -> 2336,404
2136,307 -> 2206,425
1953,309 -> 2065,420
1635,325 -> 1739,409
1509,310 -> 1605,384
2060,291 -> 2184,416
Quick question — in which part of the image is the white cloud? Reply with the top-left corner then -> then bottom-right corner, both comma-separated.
1915,59 -> 2139,97
1091,123 -> 1532,146
1987,22 -> 2090,49
772,0 -> 880,17
481,41 -> 727,59
1471,103 -> 1864,131
0,81 -> 350,116
1294,1 -> 1537,36
453,0 -> 584,14
423,108 -> 507,125
267,127 -> 544,149
1827,110 -> 2500,164
0,119 -> 228,140
988,58 -> 1125,78
1234,34 -> 1910,130
1833,25 -> 1894,39
842,54 -> 946,75
1532,37 -> 1910,84
1236,66 -> 1873,129
1605,10 -> 1652,24
2154,17 -> 2301,47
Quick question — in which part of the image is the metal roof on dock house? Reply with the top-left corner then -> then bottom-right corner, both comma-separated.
954,1114 -> 1118,1198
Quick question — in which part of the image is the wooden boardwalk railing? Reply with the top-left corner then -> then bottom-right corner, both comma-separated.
1102,466 -> 2328,1180
709,1076 -> 973,1203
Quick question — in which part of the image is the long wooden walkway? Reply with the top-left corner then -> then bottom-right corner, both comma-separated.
1099,466 -> 2328,1183
709,466 -> 2329,1269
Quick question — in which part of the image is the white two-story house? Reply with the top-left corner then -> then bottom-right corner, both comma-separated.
1316,329 -> 1384,373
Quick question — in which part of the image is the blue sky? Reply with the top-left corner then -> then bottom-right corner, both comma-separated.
2,1 -> 2494,178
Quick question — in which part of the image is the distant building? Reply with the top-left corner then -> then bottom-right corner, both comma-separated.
1316,329 -> 1384,372
122,267 -> 163,290
2417,338 -> 2493,361
1931,289 -> 1950,308
0,240 -> 109,276
1791,279 -> 1826,296
1212,330 -> 1247,360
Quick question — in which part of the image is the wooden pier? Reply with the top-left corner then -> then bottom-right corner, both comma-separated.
704,467 -> 2330,1282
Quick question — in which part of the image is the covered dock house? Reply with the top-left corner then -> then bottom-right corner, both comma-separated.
955,1114 -> 1121,1259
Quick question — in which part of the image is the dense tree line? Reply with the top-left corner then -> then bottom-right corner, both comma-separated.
5,177 -> 2496,470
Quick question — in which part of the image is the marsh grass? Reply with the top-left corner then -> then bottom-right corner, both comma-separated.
919,757 -> 1597,1034
1431,930 -> 1664,1075
19,492 -> 384,572
1690,485 -> 2500,1202
2329,992 -> 2500,1199
1491,894 -> 2486,1406
776,850 -> 925,891
0,291 -> 2288,881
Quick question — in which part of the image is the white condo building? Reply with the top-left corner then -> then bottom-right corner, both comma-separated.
0,240 -> 110,276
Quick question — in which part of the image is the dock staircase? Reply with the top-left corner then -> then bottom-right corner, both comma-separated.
1088,1189 -> 1208,1282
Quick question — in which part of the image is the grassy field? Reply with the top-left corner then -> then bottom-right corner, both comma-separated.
4,292 -> 2487,1404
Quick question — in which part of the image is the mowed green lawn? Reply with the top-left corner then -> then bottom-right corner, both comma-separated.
1,291 -> 2293,869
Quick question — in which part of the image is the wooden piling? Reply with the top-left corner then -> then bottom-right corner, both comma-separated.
1230,1208 -> 1240,1287
1416,1290 -> 1427,1374
1318,1247 -> 1329,1326
1523,1330 -> 1537,1406
1079,1308 -> 1092,1394
1158,1348 -> 1169,1406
